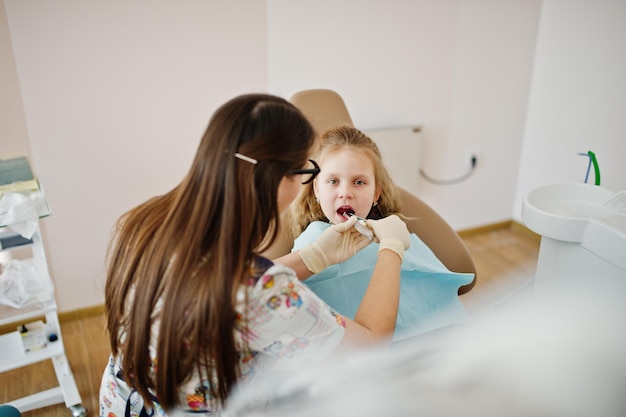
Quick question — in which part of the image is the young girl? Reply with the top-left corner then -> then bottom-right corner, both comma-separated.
99,94 -> 410,416
287,125 -> 474,340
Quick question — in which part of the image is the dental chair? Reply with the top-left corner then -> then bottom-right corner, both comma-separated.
264,89 -> 476,294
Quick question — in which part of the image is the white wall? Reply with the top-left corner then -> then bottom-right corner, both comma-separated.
0,1 -> 29,158
2,0 -> 267,311
268,0 -> 542,229
513,0 -> 626,219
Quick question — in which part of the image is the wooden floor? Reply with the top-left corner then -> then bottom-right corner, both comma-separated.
1,224 -> 540,417
458,225 -> 540,315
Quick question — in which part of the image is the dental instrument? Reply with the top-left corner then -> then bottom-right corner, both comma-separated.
343,212 -> 374,240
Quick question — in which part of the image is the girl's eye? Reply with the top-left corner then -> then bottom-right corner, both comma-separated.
328,178 -> 338,185
355,180 -> 366,186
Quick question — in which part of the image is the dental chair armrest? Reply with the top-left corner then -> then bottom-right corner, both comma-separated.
396,186 -> 476,294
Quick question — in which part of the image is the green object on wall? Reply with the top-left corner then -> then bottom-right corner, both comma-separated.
579,151 -> 601,186
588,151 -> 600,186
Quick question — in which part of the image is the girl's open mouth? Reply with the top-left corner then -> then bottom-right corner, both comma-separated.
336,206 -> 373,239
337,206 -> 355,219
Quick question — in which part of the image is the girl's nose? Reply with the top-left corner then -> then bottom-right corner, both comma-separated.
338,184 -> 353,199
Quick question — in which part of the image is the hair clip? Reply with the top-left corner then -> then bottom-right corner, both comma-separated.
234,153 -> 258,165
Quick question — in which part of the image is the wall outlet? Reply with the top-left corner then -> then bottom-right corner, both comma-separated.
467,150 -> 480,168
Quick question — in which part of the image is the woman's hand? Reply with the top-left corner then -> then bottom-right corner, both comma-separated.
299,216 -> 372,273
366,215 -> 411,260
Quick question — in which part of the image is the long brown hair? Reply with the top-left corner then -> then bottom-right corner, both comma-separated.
104,94 -> 314,410
286,125 -> 400,239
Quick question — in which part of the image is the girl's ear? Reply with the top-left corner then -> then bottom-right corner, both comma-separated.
374,187 -> 381,203
312,178 -> 319,193
313,179 -> 321,200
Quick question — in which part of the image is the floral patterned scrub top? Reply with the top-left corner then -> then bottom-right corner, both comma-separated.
99,257 -> 346,416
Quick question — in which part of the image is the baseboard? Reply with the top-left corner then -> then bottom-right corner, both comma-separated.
457,220 -> 513,237
0,304 -> 105,334
457,219 -> 541,243
509,220 -> 541,243
58,304 -> 105,322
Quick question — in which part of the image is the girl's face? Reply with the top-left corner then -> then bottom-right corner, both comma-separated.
314,148 -> 380,224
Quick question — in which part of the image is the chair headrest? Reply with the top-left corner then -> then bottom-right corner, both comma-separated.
289,89 -> 354,136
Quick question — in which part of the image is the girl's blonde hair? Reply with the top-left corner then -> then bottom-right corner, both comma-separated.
286,125 -> 400,240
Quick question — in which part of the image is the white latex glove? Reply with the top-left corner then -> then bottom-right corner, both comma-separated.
366,215 -> 411,260
299,216 -> 372,273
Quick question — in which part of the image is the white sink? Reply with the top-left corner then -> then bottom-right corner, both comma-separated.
522,183 -> 624,243
522,183 -> 626,292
